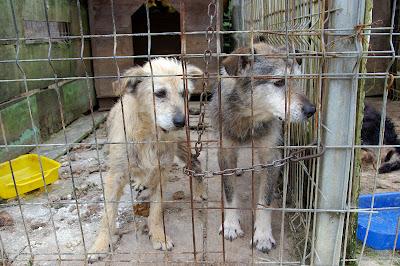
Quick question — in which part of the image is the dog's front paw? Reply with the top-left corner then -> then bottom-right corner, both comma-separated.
251,227 -> 276,253
219,219 -> 244,241
132,180 -> 147,193
87,244 -> 110,263
87,252 -> 106,264
378,161 -> 396,173
150,234 -> 174,251
132,180 -> 150,200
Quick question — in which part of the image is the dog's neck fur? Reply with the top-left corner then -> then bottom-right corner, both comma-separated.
226,101 -> 281,143
211,76 -> 282,144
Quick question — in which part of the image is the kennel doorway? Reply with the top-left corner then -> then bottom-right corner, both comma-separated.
131,2 -> 181,66
87,0 -> 215,110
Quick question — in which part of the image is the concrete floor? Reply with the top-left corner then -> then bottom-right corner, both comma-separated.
1,98 -> 399,265
0,115 -> 297,265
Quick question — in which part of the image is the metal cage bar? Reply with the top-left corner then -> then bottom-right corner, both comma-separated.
0,0 -> 399,264
314,0 -> 365,264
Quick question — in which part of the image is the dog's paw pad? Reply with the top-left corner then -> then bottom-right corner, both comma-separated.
251,228 -> 276,253
151,235 -> 174,251
219,220 -> 244,241
87,253 -> 106,263
378,163 -> 392,173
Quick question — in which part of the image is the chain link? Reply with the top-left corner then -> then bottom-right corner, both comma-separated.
185,141 -> 325,178
194,0 -> 216,159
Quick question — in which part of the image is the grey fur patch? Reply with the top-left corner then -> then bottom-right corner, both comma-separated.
227,90 -> 241,103
209,43 -> 291,145
223,176 -> 234,203
262,168 -> 280,206
224,120 -> 275,143
218,148 -> 238,203
210,85 -> 283,143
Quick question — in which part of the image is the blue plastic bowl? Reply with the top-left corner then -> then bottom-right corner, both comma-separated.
357,192 -> 400,250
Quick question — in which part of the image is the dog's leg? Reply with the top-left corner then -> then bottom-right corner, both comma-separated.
361,148 -> 377,169
176,141 -> 207,201
88,171 -> 127,262
218,145 -> 243,240
379,150 -> 400,173
148,180 -> 174,250
251,148 -> 280,253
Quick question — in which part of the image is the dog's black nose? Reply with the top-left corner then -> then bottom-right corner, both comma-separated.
303,104 -> 316,118
173,114 -> 185,128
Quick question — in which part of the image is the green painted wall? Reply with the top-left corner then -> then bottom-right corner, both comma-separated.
0,0 -> 92,103
36,79 -> 96,140
62,79 -> 96,125
0,79 -> 96,162
0,0 -> 96,162
0,97 -> 40,161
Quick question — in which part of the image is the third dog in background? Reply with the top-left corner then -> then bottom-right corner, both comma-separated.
361,103 -> 400,173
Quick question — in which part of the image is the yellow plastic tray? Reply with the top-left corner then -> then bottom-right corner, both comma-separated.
0,154 -> 61,199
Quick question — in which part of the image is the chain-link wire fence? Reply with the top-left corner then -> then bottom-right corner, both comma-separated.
0,0 -> 399,265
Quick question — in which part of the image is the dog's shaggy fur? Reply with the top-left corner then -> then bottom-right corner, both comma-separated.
88,58 -> 205,262
209,42 -> 316,253
362,103 -> 400,173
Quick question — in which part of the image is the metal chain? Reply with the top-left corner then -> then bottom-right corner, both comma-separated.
193,0 -> 217,159
185,141 -> 325,178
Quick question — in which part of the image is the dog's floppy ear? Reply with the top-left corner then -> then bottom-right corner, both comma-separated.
185,64 -> 203,92
186,64 -> 203,79
222,47 -> 252,76
125,66 -> 147,94
113,66 -> 147,95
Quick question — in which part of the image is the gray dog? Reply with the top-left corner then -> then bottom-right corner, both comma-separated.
209,42 -> 316,253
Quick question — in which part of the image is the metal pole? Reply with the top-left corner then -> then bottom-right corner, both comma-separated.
314,0 -> 365,265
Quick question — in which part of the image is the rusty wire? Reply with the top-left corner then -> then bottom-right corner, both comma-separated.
1,0 -> 400,265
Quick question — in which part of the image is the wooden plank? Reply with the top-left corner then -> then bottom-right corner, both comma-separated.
88,0 -> 222,99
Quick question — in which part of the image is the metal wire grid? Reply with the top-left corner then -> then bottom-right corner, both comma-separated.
0,0 -> 399,265
250,0 -> 399,265
238,0 -> 323,263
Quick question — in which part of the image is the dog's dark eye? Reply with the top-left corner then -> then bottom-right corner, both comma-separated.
274,79 -> 285,87
154,89 -> 167,98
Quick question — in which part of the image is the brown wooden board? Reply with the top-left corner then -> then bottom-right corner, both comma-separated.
88,0 -> 222,108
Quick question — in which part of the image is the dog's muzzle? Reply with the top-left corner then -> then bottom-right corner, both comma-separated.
302,103 -> 316,118
173,113 -> 185,128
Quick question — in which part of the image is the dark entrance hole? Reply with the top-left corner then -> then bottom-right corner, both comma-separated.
131,1 -> 181,65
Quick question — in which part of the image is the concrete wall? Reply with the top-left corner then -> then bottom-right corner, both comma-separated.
0,0 -> 96,162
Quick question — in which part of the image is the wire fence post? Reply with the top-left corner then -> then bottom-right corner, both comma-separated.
313,0 -> 366,265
